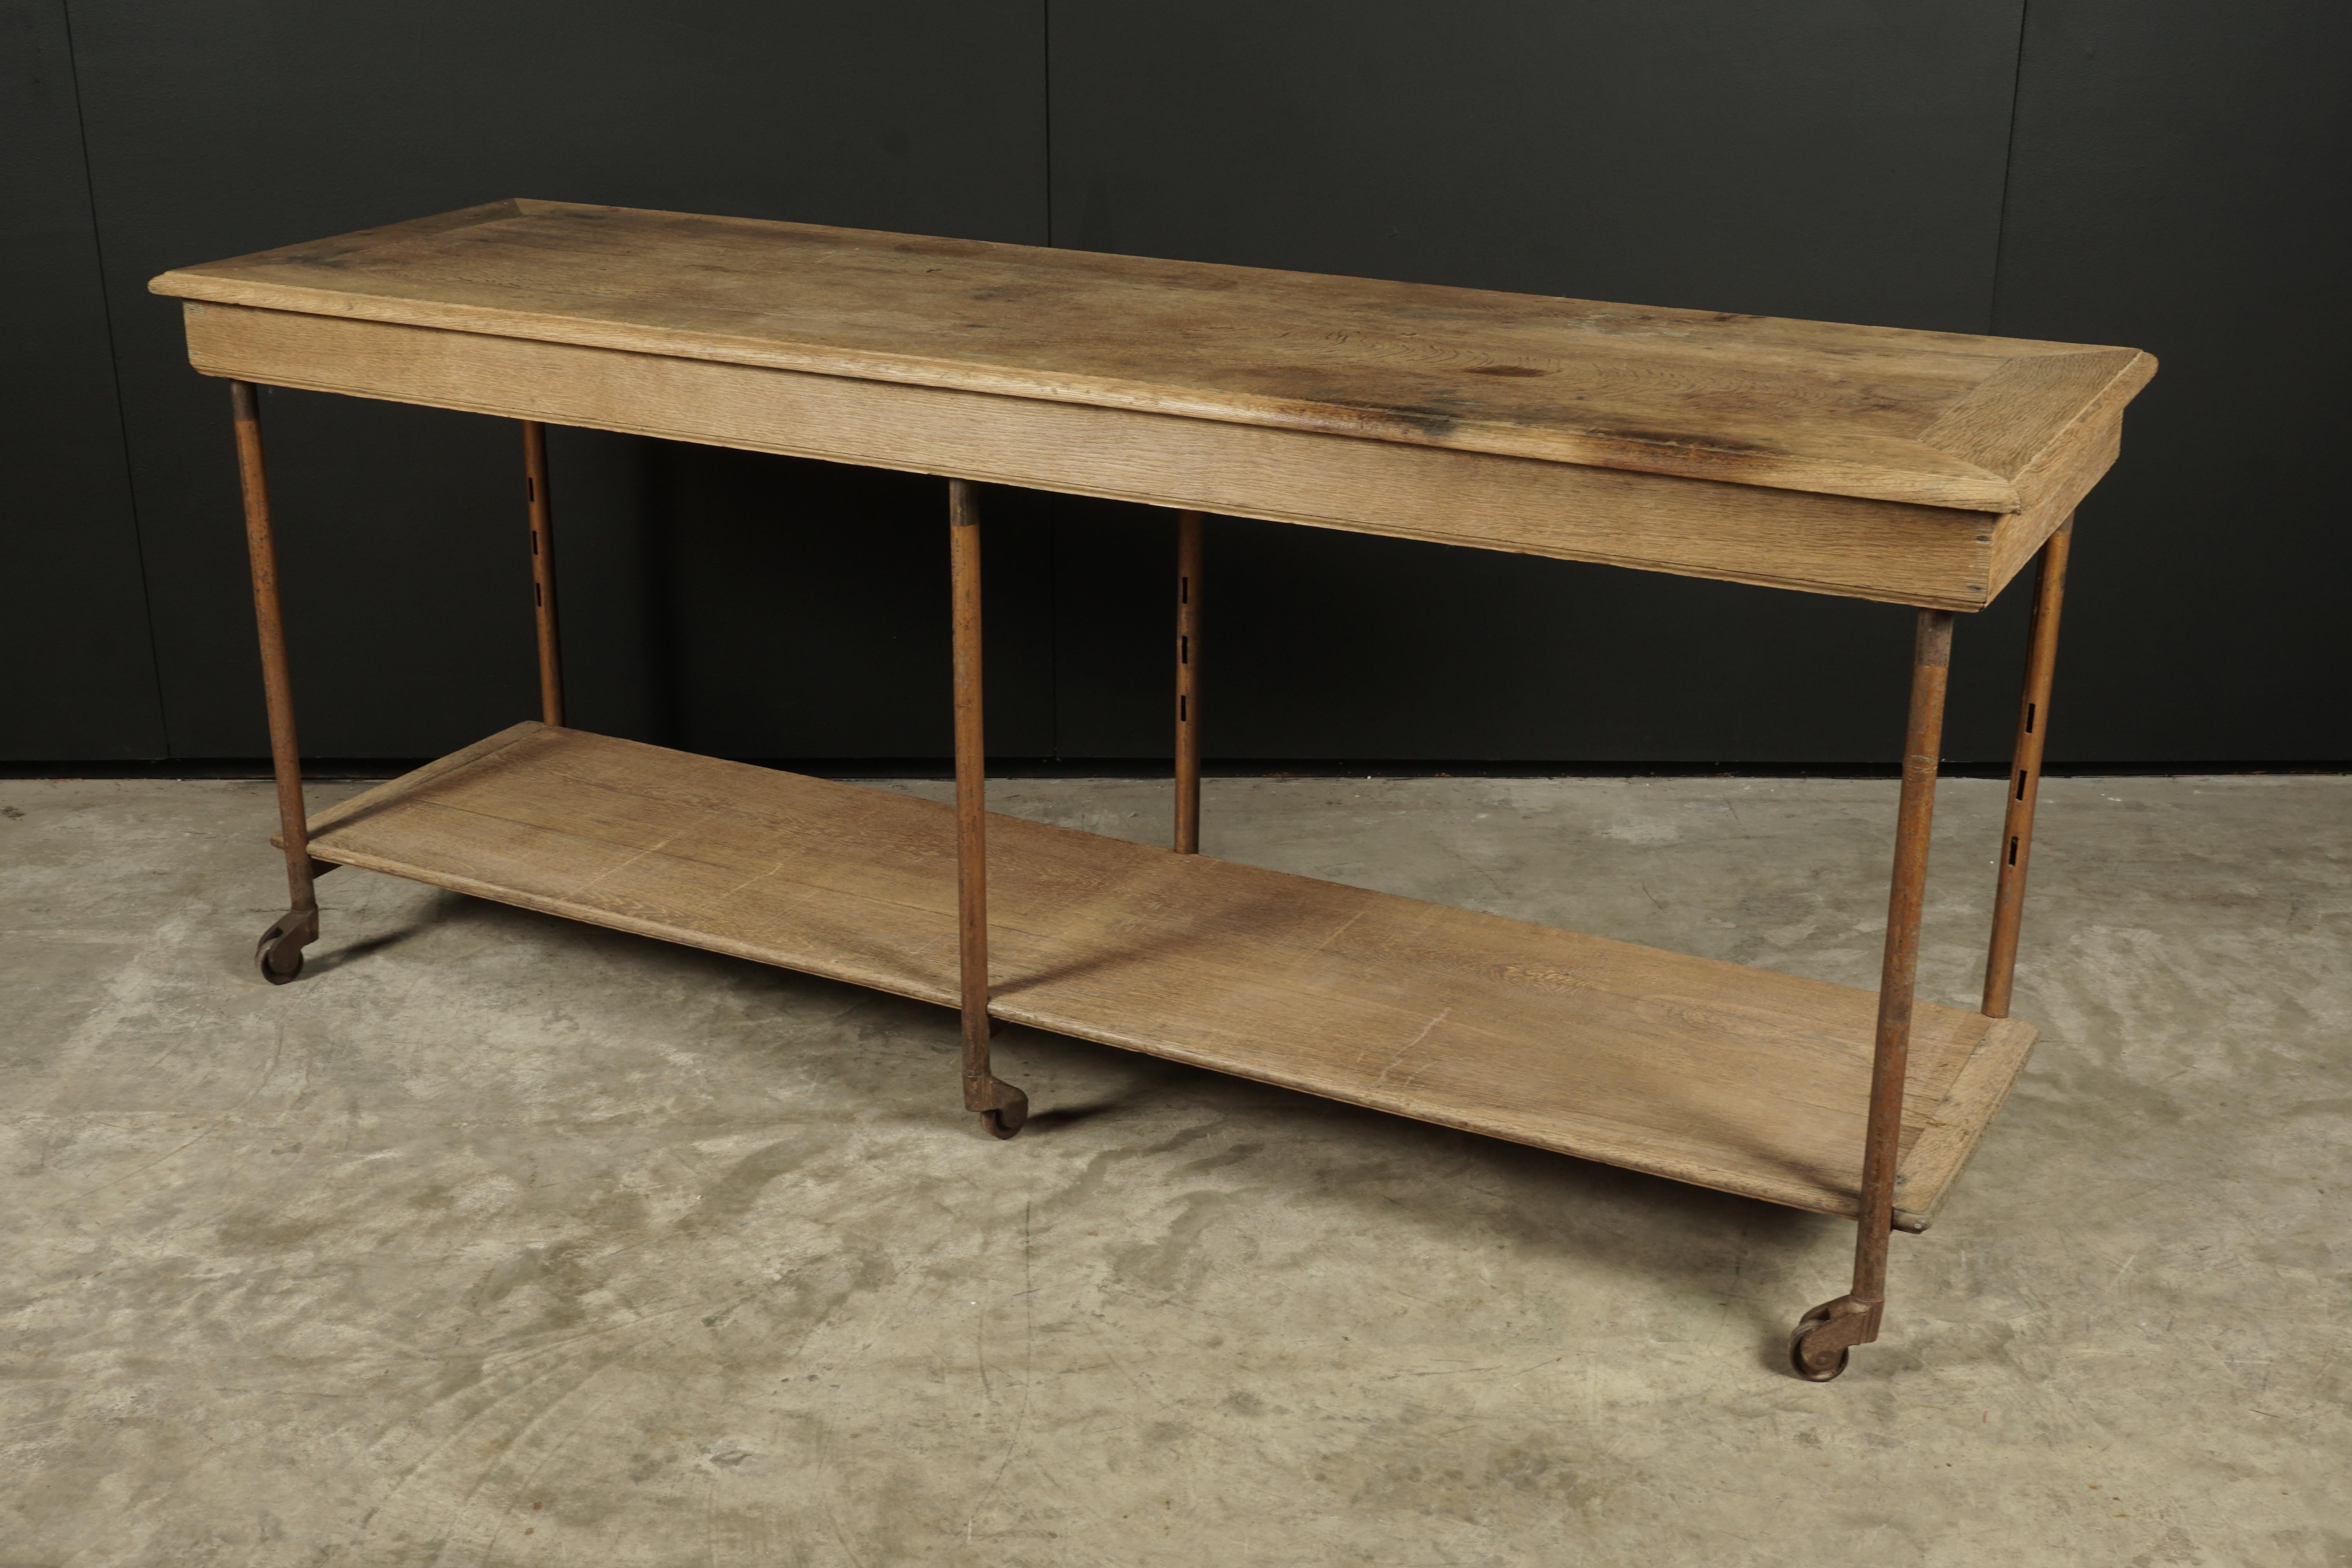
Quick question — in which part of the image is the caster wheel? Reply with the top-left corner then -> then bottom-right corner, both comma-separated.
255,920 -> 310,984
1789,1303 -> 1854,1382
975,1081 -> 1029,1140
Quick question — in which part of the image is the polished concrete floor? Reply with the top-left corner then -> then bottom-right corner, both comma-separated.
2,771 -> 2344,1566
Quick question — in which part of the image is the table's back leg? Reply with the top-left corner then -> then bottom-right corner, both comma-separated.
1982,518 -> 2073,1019
949,479 -> 1029,1138
1792,608 -> 1955,1380
520,421 -> 564,727
1174,510 -> 1204,855
230,380 -> 321,984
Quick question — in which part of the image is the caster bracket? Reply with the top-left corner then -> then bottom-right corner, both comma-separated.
965,1073 -> 1029,1140
1789,1295 -> 1882,1381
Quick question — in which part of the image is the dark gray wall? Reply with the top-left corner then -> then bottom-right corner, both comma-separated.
3,1 -> 162,758
1045,2 -> 2029,765
1989,0 -> 2352,762
5,1 -> 2344,766
59,0 -> 1053,763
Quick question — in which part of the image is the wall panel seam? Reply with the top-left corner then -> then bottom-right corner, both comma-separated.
1986,0 -> 2034,335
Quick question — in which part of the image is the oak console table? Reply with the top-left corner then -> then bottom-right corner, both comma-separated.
153,200 -> 2154,1380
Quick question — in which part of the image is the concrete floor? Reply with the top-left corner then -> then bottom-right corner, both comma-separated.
2,771 -> 2345,1566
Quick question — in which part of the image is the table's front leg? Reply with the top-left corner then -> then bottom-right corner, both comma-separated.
1792,608 -> 1954,1379
230,381 -> 322,983
949,479 -> 1028,1139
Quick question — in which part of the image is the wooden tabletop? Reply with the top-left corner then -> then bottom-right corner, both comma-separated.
152,198 -> 2151,513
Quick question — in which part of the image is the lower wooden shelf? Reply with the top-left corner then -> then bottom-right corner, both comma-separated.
295,722 -> 2036,1229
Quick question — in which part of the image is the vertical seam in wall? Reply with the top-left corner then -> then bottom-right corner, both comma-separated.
1041,0 -> 1055,248
1040,1 -> 1060,758
58,0 -> 172,759
1985,0 -> 2033,335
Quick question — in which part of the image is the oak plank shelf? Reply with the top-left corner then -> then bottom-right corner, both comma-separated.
160,198 -> 2151,1378
292,721 -> 2031,1232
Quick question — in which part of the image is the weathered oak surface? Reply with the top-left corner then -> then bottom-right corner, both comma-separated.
150,198 -> 2151,517
291,723 -> 2034,1229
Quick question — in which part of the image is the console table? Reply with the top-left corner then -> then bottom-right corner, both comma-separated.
152,200 -> 2154,1380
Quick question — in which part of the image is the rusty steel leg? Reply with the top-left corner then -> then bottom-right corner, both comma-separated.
1792,608 -> 1954,1380
521,421 -> 564,726
1174,510 -> 1203,855
231,381 -> 320,984
949,479 -> 1028,1139
1982,519 -> 2073,1019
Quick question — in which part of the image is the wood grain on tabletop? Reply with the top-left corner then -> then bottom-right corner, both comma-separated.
150,198 -> 2154,515
290,723 -> 2034,1228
